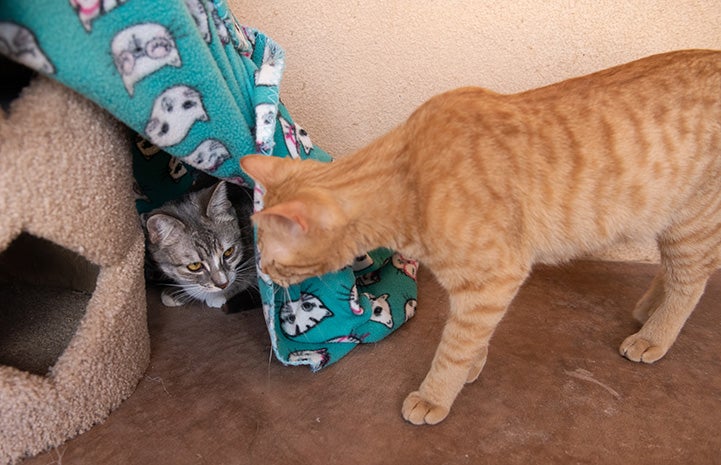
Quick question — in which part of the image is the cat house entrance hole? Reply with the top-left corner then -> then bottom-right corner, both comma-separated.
0,233 -> 99,375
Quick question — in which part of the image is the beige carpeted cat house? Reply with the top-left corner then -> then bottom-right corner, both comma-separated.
0,76 -> 150,463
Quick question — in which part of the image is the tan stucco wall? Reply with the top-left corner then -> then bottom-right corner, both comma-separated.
232,1 -> 721,262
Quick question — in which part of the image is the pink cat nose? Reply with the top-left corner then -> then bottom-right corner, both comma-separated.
211,271 -> 229,289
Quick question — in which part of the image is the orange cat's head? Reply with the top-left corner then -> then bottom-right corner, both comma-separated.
240,155 -> 357,287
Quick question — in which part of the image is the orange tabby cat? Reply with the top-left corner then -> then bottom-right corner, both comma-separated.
240,49 -> 721,425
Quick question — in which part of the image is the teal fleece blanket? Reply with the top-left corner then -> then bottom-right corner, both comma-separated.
0,0 -> 418,370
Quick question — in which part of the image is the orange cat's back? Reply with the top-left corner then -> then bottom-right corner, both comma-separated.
404,49 -> 721,265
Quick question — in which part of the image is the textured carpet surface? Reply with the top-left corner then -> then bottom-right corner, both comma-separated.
0,282 -> 88,375
23,260 -> 721,465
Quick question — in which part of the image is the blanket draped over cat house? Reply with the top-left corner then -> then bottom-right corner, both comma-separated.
0,0 -> 418,370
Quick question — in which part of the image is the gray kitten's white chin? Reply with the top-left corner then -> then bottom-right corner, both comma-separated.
185,286 -> 229,308
203,294 -> 227,308
198,289 -> 228,308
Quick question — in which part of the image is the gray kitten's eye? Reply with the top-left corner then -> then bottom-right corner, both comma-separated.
186,262 -> 203,272
223,246 -> 235,258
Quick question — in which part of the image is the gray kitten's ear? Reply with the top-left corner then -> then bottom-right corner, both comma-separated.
145,213 -> 185,244
207,182 -> 235,222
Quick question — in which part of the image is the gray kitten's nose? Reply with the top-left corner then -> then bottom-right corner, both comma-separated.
211,271 -> 229,289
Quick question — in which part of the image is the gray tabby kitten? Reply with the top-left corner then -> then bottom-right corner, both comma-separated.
143,181 -> 256,309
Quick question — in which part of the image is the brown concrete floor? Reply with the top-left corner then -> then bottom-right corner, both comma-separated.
24,261 -> 721,465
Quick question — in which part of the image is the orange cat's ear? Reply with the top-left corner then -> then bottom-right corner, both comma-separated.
254,200 -> 310,234
240,154 -> 287,187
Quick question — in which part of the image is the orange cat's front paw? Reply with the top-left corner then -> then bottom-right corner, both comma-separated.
620,333 -> 669,363
402,391 -> 449,425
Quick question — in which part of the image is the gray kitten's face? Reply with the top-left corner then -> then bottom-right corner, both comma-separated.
144,182 -> 254,307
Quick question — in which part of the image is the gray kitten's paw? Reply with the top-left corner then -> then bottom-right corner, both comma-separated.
160,288 -> 184,307
402,391 -> 449,425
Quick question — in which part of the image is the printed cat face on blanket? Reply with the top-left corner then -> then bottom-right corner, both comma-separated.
279,116 -> 314,160
184,139 -> 231,172
288,349 -> 330,370
184,0 -> 211,42
279,293 -> 333,337
145,85 -> 208,147
111,23 -> 181,95
255,41 -> 284,87
254,103 -> 278,153
70,0 -> 126,32
367,293 -> 393,329
0,22 -> 54,74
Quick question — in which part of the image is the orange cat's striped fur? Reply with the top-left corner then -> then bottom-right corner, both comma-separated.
241,50 -> 721,425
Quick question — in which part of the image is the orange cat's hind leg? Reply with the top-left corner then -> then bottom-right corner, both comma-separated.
620,222 -> 721,363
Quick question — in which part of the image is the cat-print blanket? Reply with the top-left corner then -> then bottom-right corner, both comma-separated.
0,0 -> 418,370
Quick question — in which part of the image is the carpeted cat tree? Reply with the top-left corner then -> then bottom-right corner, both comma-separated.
0,76 -> 150,463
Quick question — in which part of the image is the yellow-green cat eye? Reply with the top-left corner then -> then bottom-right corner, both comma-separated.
223,246 -> 235,258
186,262 -> 203,272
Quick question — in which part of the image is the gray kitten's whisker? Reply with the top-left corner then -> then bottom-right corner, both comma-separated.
163,282 -> 190,289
